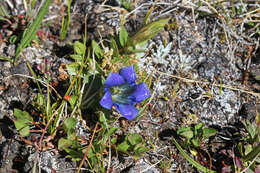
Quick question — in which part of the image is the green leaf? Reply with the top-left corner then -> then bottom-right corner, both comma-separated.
131,18 -> 169,46
248,22 -> 255,27
68,132 -> 77,140
9,35 -> 18,44
120,0 -> 132,11
177,127 -> 194,139
64,148 -> 83,161
70,54 -> 83,61
14,108 -> 33,121
194,123 -> 204,133
243,120 -> 257,141
58,138 -> 72,150
125,37 -> 135,50
117,141 -> 130,153
32,94 -> 47,114
244,143 -> 260,162
108,127 -> 120,136
13,109 -> 32,137
14,108 -> 23,119
238,142 -> 244,157
111,137 -> 117,145
74,41 -> 85,55
63,117 -> 77,130
14,0 -> 51,64
86,146 -> 96,158
191,138 -> 200,147
172,138 -> 216,173
91,40 -> 103,59
202,128 -> 217,139
14,119 -> 30,137
119,25 -> 128,47
68,95 -> 78,108
18,125 -> 30,137
71,138 -> 81,148
98,127 -> 120,147
133,144 -> 149,157
110,38 -> 119,58
245,144 -> 253,156
63,117 -> 77,136
66,63 -> 80,76
127,134 -> 142,146
99,113 -> 106,123
14,119 -> 27,130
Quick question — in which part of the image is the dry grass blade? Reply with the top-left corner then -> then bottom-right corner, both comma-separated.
156,70 -> 260,98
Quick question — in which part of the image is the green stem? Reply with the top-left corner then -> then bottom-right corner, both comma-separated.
172,138 -> 216,173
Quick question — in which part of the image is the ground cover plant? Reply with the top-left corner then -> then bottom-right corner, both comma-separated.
0,0 -> 260,172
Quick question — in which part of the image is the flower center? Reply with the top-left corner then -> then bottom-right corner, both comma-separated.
109,83 -> 135,105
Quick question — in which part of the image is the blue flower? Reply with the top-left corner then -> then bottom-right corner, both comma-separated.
100,66 -> 150,120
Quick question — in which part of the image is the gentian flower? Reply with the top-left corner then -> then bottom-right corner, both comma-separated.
100,66 -> 150,120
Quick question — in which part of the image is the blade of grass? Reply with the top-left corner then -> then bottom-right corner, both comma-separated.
0,5 -> 9,17
31,0 -> 37,8
131,18 -> 170,45
172,138 -> 216,173
144,5 -> 154,25
0,56 -> 12,62
60,0 -> 72,40
14,0 -> 50,64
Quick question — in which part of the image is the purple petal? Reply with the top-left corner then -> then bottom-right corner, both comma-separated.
105,73 -> 125,87
100,91 -> 113,109
116,104 -> 138,120
119,66 -> 136,84
132,83 -> 150,102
